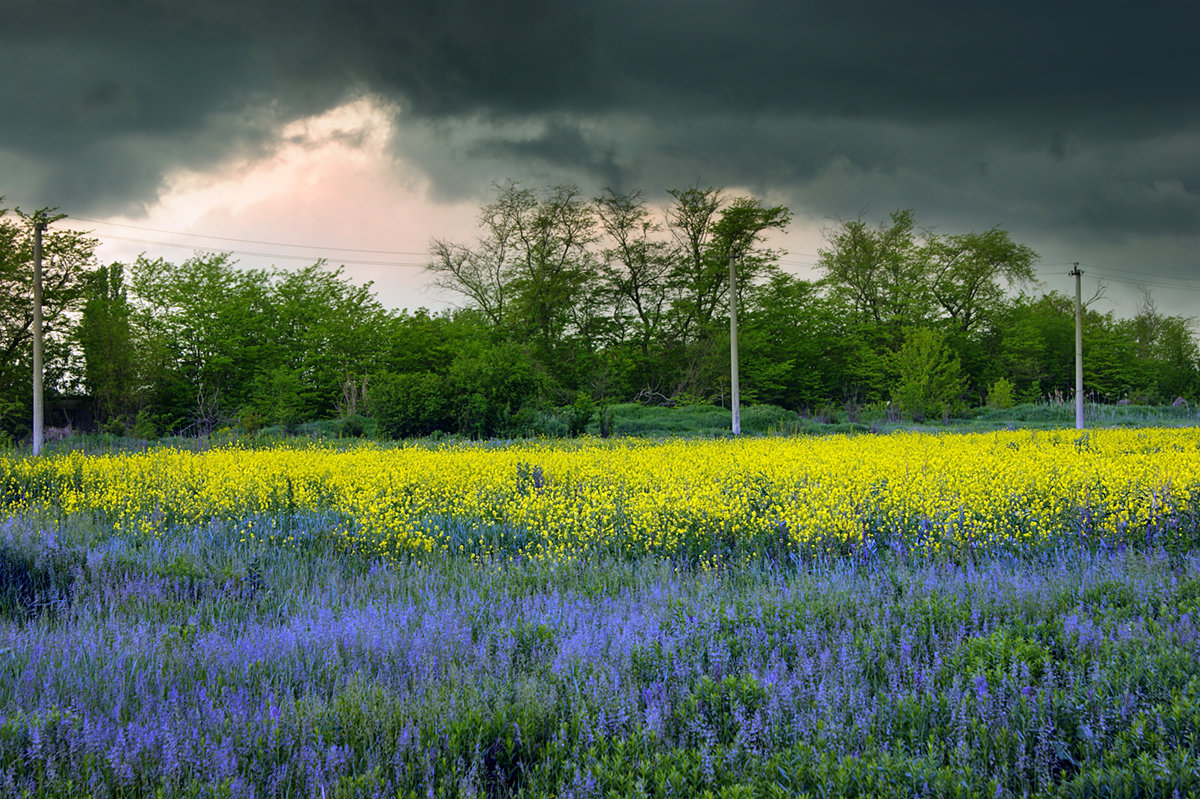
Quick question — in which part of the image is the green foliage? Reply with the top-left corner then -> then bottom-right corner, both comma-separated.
818,209 -> 926,333
988,376 -> 1016,409
890,327 -> 967,421
818,210 -> 1036,337
125,254 -> 390,436
3,187 -> 1198,441
0,541 -> 82,621
337,414 -> 367,438
129,407 -> 159,440
678,674 -> 767,745
598,404 -> 615,438
369,371 -> 449,439
952,627 -> 1051,685
0,203 -> 96,436
78,264 -> 136,424
249,366 -> 314,431
568,391 -> 594,437
447,343 -> 543,438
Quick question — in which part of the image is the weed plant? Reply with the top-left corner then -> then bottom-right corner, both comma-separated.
1,430 -> 1199,797
0,508 -> 1199,797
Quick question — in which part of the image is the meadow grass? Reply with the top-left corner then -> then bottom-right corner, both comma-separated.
0,431 -> 1198,797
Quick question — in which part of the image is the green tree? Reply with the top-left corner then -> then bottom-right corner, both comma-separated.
1150,316 -> 1200,400
818,209 -> 930,334
661,188 -> 791,403
447,342 -> 543,438
1126,292 -> 1200,401
819,212 -> 1037,400
923,227 -> 1037,334
996,293 -> 1075,400
378,308 -> 490,376
1085,313 -> 1142,402
739,272 -> 853,409
665,188 -> 791,342
126,254 -> 390,433
369,371 -> 450,439
663,186 -> 725,341
78,264 -> 136,425
890,327 -> 967,421
266,262 -> 390,420
594,188 -> 672,359
0,203 -> 96,434
987,377 -> 1016,409
430,182 -> 598,358
249,366 -> 315,430
127,253 -> 271,432
428,186 -> 527,330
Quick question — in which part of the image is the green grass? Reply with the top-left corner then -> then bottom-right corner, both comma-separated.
10,399 -> 1198,456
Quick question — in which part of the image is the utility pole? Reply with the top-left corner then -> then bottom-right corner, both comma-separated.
32,213 -> 46,456
729,250 -> 741,436
1071,263 -> 1084,430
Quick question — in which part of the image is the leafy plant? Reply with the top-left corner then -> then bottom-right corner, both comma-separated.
988,376 -> 1016,409
891,326 -> 967,421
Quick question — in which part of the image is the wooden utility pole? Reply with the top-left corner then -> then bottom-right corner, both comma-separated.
729,251 -> 741,436
1071,263 -> 1084,430
32,214 -> 46,456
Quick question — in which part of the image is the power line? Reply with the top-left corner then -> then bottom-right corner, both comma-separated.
54,215 -> 1200,295
90,233 -> 430,269
68,215 -> 431,256
1033,262 -> 1200,294
1081,263 -> 1200,289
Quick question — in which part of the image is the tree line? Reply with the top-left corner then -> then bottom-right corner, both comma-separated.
1,187 -> 1197,441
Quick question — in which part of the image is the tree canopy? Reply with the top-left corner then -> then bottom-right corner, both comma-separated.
1,189 -> 1197,441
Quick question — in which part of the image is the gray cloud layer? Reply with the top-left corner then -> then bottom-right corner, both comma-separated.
3,0 -> 1198,303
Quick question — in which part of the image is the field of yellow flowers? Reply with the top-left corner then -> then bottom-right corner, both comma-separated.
4,428 -> 1198,561
4,428 -> 1200,796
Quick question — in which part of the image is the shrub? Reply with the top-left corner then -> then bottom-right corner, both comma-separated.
238,407 -> 265,435
988,377 -> 1016,410
568,392 -> 594,437
446,344 -> 543,439
369,372 -> 450,439
890,327 -> 966,421
130,408 -> 159,440
338,414 -> 367,438
100,417 -> 127,437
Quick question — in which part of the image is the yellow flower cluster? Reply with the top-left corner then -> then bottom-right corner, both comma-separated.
2,428 -> 1197,561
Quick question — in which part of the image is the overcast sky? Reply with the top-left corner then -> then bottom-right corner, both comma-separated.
3,0 -> 1198,317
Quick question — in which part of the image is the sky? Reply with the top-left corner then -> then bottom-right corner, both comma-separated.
3,0 -> 1199,318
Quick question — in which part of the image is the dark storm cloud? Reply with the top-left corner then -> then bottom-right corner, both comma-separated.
3,0 -> 1198,289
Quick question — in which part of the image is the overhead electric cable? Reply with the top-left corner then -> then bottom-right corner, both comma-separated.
67,215 -> 430,256
94,233 -> 429,268
1032,262 -> 1200,293
1081,263 -> 1200,287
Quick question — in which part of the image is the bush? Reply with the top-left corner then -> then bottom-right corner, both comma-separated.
568,392 -> 594,437
890,327 -> 966,421
447,344 -> 543,439
987,377 -> 1016,410
130,408 -> 158,440
338,414 -> 367,438
369,372 -> 449,440
598,404 -> 615,438
238,408 -> 265,435
100,417 -> 127,437
740,404 -> 799,434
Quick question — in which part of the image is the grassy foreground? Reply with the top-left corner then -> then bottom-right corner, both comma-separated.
1,431 -> 1199,797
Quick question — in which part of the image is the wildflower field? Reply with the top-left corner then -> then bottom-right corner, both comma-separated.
1,429 -> 1199,797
